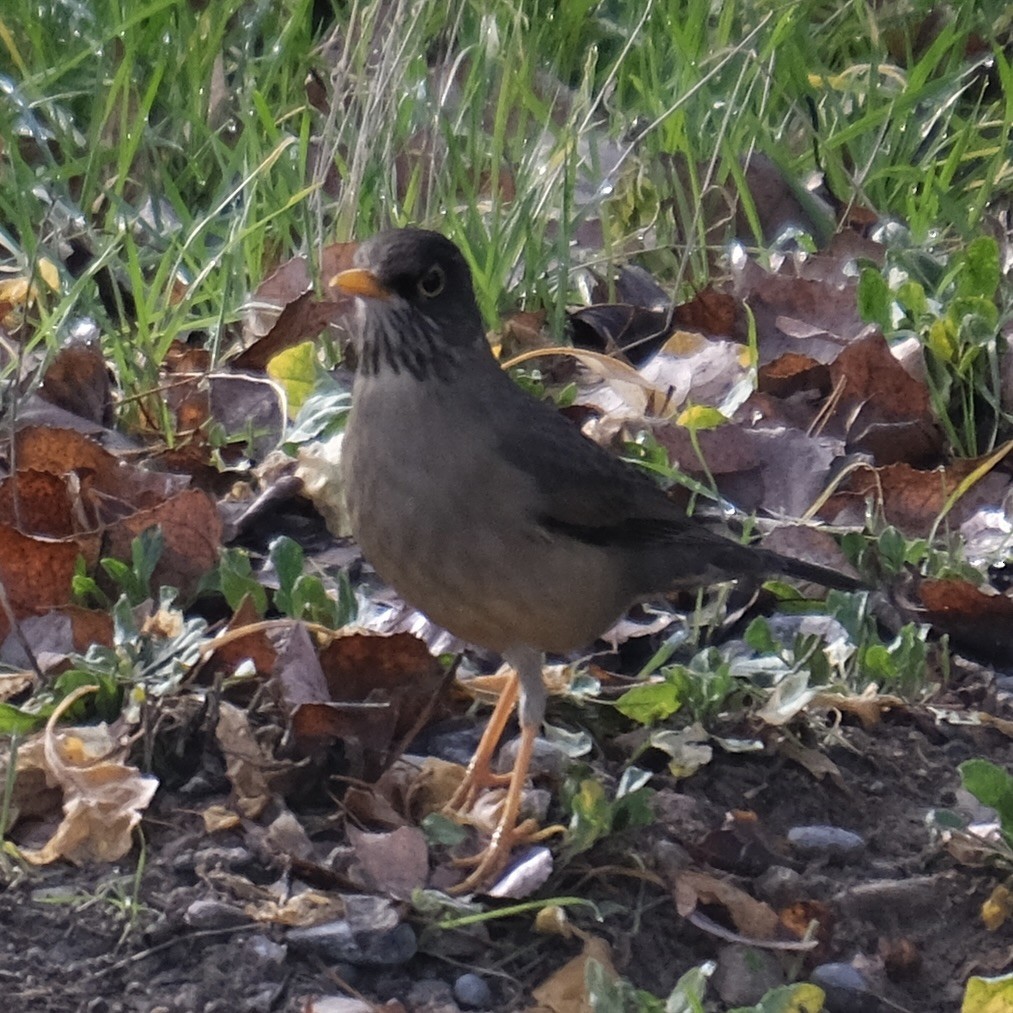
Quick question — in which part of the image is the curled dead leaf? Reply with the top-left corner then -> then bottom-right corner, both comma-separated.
18,685 -> 158,865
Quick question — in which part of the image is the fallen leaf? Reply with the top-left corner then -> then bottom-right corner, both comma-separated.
529,935 -> 618,1013
18,686 -> 158,864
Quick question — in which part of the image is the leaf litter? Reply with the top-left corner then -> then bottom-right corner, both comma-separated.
0,37 -> 1011,1013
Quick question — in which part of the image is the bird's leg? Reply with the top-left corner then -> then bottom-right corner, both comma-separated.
448,647 -> 560,894
445,669 -> 519,813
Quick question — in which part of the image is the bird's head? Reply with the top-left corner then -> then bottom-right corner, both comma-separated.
331,228 -> 488,378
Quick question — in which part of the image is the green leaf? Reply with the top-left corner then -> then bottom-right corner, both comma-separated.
420,812 -> 469,847
615,679 -> 682,725
0,703 -> 44,735
567,778 -> 612,855
957,235 -> 1000,300
217,548 -> 268,615
664,964 -> 712,1012
267,340 -> 320,416
291,574 -> 341,627
896,279 -> 928,321
285,382 -> 353,448
926,316 -> 958,362
270,535 -> 306,617
877,526 -> 909,573
745,617 -> 778,655
857,267 -> 891,328
962,972 -> 1013,1013
728,982 -> 826,1012
960,759 -> 1013,841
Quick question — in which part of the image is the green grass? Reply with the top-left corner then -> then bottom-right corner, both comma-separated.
2,0 -> 1008,391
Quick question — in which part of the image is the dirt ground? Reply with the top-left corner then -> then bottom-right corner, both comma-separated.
0,653 -> 1007,1013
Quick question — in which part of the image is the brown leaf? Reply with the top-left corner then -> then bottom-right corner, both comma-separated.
236,243 -> 358,369
102,487 -> 222,597
828,331 -> 934,423
758,353 -> 830,399
318,631 -> 446,742
0,524 -> 81,617
204,603 -> 278,684
215,700 -> 276,818
0,470 -> 84,536
673,869 -> 781,939
15,426 -> 191,510
347,825 -> 429,898
822,460 -> 1010,535
674,286 -> 740,337
529,936 -> 618,1013
733,258 -> 867,364
39,340 -> 111,426
233,291 -> 350,371
919,578 -> 1013,663
570,303 -> 671,365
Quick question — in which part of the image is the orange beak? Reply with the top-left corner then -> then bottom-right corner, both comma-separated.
330,267 -> 391,300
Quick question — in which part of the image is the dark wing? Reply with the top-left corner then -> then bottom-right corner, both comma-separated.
493,389 -> 861,592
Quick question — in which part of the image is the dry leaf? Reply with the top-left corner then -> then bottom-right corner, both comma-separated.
673,869 -> 781,940
529,935 -> 618,1013
18,686 -> 158,864
216,700 -> 275,818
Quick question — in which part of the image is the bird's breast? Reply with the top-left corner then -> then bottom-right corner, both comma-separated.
340,373 -> 629,653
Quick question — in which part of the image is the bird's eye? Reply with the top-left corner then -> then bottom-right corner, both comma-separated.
418,265 -> 445,298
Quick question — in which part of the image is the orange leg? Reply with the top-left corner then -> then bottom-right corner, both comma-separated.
447,719 -> 543,894
444,647 -> 563,895
445,671 -> 519,814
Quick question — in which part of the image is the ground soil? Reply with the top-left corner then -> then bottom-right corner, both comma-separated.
0,657 -> 1008,1013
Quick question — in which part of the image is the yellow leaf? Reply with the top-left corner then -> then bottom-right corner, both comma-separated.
962,973 -> 1013,1013
267,340 -> 317,416
38,257 -> 61,291
676,404 -> 726,430
981,884 -> 1013,931
927,317 -> 958,362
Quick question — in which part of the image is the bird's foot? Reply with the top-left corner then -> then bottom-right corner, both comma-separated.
445,759 -> 513,815
446,816 -> 565,895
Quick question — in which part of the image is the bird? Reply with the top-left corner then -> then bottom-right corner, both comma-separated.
331,227 -> 861,893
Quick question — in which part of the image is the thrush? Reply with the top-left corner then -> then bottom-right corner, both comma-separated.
332,227 -> 860,893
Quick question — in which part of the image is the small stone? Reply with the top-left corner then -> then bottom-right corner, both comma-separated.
713,944 -> 784,1005
243,934 -> 287,968
787,825 -> 865,861
407,978 -> 461,1012
287,919 -> 417,966
809,962 -> 876,1013
835,874 -> 948,925
454,972 -> 492,1008
183,899 -> 250,930
495,736 -> 567,781
298,999 -> 372,1013
192,846 -> 253,871
754,865 -> 804,907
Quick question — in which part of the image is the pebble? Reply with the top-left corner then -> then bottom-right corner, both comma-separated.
242,934 -> 287,969
407,978 -> 461,1013
809,962 -> 877,1013
287,919 -> 417,966
191,846 -> 253,871
754,865 -> 804,907
454,972 -> 492,1008
713,945 -> 784,1005
835,874 -> 947,924
495,736 -> 568,780
183,899 -> 250,930
787,825 -> 865,861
